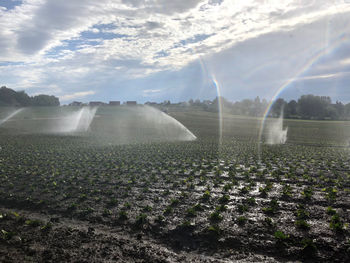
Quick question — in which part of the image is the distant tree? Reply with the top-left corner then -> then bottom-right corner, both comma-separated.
15,90 -> 32,106
285,100 -> 297,117
326,105 -> 338,120
297,94 -> 331,119
333,101 -> 345,119
254,96 -> 261,105
345,103 -> 350,119
31,94 -> 60,106
239,99 -> 253,115
0,86 -> 60,107
250,96 -> 261,116
270,98 -> 287,117
0,86 -> 19,106
194,99 -> 201,105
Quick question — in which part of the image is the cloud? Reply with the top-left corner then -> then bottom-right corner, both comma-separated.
340,57 -> 350,65
142,89 -> 162,97
143,89 -> 161,93
59,90 -> 96,101
291,72 -> 350,82
121,0 -> 203,14
1,0 -> 350,102
14,0 -> 100,55
145,21 -> 163,30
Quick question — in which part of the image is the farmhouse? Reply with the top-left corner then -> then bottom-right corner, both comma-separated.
89,101 -> 105,106
126,101 -> 137,105
109,101 -> 120,106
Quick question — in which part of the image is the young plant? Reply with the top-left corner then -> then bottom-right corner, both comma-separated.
324,187 -> 337,202
246,197 -> 256,206
326,206 -> 336,215
135,213 -> 148,227
274,230 -> 289,242
40,222 -> 53,232
143,205 -> 152,212
262,198 -> 279,215
301,186 -> 313,200
237,216 -> 247,226
329,213 -> 344,232
118,210 -> 128,221
186,207 -> 196,217
301,238 -> 317,258
202,190 -> 211,201
155,215 -> 165,224
209,211 -> 223,222
68,203 -> 78,211
163,206 -> 173,215
281,184 -> 292,199
207,225 -> 221,238
107,198 -> 118,207
102,208 -> 112,217
1,229 -> 16,241
218,194 -> 230,204
264,217 -> 274,227
215,204 -> 227,212
25,219 -> 41,227
193,203 -> 204,211
295,206 -> 309,220
237,204 -> 248,213
223,183 -> 232,192
295,219 -> 310,231
170,198 -> 180,207
240,186 -> 249,195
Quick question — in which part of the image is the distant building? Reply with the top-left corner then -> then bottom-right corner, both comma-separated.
179,102 -> 188,106
126,101 -> 137,105
109,101 -> 120,106
69,101 -> 83,106
145,101 -> 157,105
320,96 -> 331,104
89,101 -> 105,106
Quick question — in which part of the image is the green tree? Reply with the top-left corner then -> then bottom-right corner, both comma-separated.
31,94 -> 60,106
297,94 -> 331,119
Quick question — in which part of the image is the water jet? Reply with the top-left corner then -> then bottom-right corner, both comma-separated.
0,108 -> 24,126
266,111 -> 288,145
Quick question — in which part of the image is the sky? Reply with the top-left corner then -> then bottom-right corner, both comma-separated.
1,0 -> 350,104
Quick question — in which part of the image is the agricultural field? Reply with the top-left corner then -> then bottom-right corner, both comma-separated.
1,108 -> 350,262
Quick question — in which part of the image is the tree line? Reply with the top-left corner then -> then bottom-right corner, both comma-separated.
2,84 -> 349,120
189,94 -> 350,120
0,86 -> 60,106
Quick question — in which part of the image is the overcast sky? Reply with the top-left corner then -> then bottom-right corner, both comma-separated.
1,0 -> 350,104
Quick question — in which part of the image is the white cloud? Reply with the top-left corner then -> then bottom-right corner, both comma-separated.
340,57 -> 350,65
59,90 -> 96,101
292,72 -> 350,81
143,89 -> 161,94
1,0 -> 350,101
1,0 -> 349,66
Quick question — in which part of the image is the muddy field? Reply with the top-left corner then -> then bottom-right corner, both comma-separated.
1,111 -> 350,262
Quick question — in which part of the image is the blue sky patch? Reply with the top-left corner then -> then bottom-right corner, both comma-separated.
175,34 -> 214,48
80,30 -> 127,40
0,0 -> 22,10
45,39 -> 100,57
